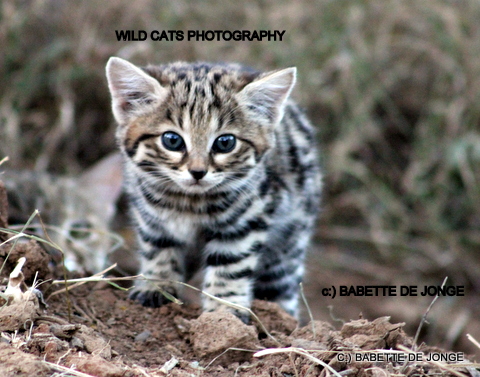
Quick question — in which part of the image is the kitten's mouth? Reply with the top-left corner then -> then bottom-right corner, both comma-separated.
174,174 -> 221,193
187,178 -> 206,186
179,179 -> 212,193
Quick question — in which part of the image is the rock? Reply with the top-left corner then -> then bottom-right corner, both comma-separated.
49,323 -> 82,339
340,316 -> 409,349
76,324 -> 112,359
70,336 -> 84,349
0,343 -> 50,377
159,356 -> 179,374
0,290 -> 40,332
174,315 -> 191,336
134,330 -> 152,342
66,354 -> 125,377
189,311 -> 259,365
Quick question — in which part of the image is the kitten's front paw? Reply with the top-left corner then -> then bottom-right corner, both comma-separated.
129,285 -> 178,308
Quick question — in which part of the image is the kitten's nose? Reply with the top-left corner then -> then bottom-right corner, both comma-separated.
189,169 -> 207,181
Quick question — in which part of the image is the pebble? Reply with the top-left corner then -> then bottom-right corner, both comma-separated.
70,336 -> 84,349
134,330 -> 152,342
159,357 -> 178,373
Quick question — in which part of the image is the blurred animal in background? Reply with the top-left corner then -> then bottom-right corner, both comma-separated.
1,153 -> 124,273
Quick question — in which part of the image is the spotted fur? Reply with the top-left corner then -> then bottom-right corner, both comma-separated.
106,57 -> 321,319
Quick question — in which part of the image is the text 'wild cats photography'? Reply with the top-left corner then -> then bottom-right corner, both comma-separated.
0,2 -> 479,377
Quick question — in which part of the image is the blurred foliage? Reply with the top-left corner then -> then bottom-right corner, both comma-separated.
1,0 -> 479,292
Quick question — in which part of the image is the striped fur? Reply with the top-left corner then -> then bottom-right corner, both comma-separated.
106,57 -> 322,319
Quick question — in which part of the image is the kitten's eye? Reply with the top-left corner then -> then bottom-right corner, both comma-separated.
212,134 -> 236,153
162,132 -> 185,151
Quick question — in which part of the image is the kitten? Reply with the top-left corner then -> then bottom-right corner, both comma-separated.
106,57 -> 322,319
1,153 -> 123,273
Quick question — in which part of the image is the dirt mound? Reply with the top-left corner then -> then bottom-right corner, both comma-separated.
0,267 -> 474,377
0,183 -> 476,377
0,284 -> 413,377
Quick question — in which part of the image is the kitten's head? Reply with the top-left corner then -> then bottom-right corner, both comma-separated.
106,57 -> 296,194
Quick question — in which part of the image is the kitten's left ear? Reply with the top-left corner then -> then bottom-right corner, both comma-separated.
106,57 -> 168,124
239,67 -> 296,125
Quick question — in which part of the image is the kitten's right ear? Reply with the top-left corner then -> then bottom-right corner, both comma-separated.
106,57 -> 168,124
239,67 -> 296,127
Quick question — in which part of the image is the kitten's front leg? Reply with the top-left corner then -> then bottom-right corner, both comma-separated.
202,222 -> 267,322
129,228 -> 186,307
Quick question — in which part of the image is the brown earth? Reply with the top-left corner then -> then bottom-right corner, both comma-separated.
0,273 -> 472,377
0,183 -> 478,377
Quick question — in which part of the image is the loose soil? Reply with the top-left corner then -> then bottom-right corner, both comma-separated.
0,182 -> 478,377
